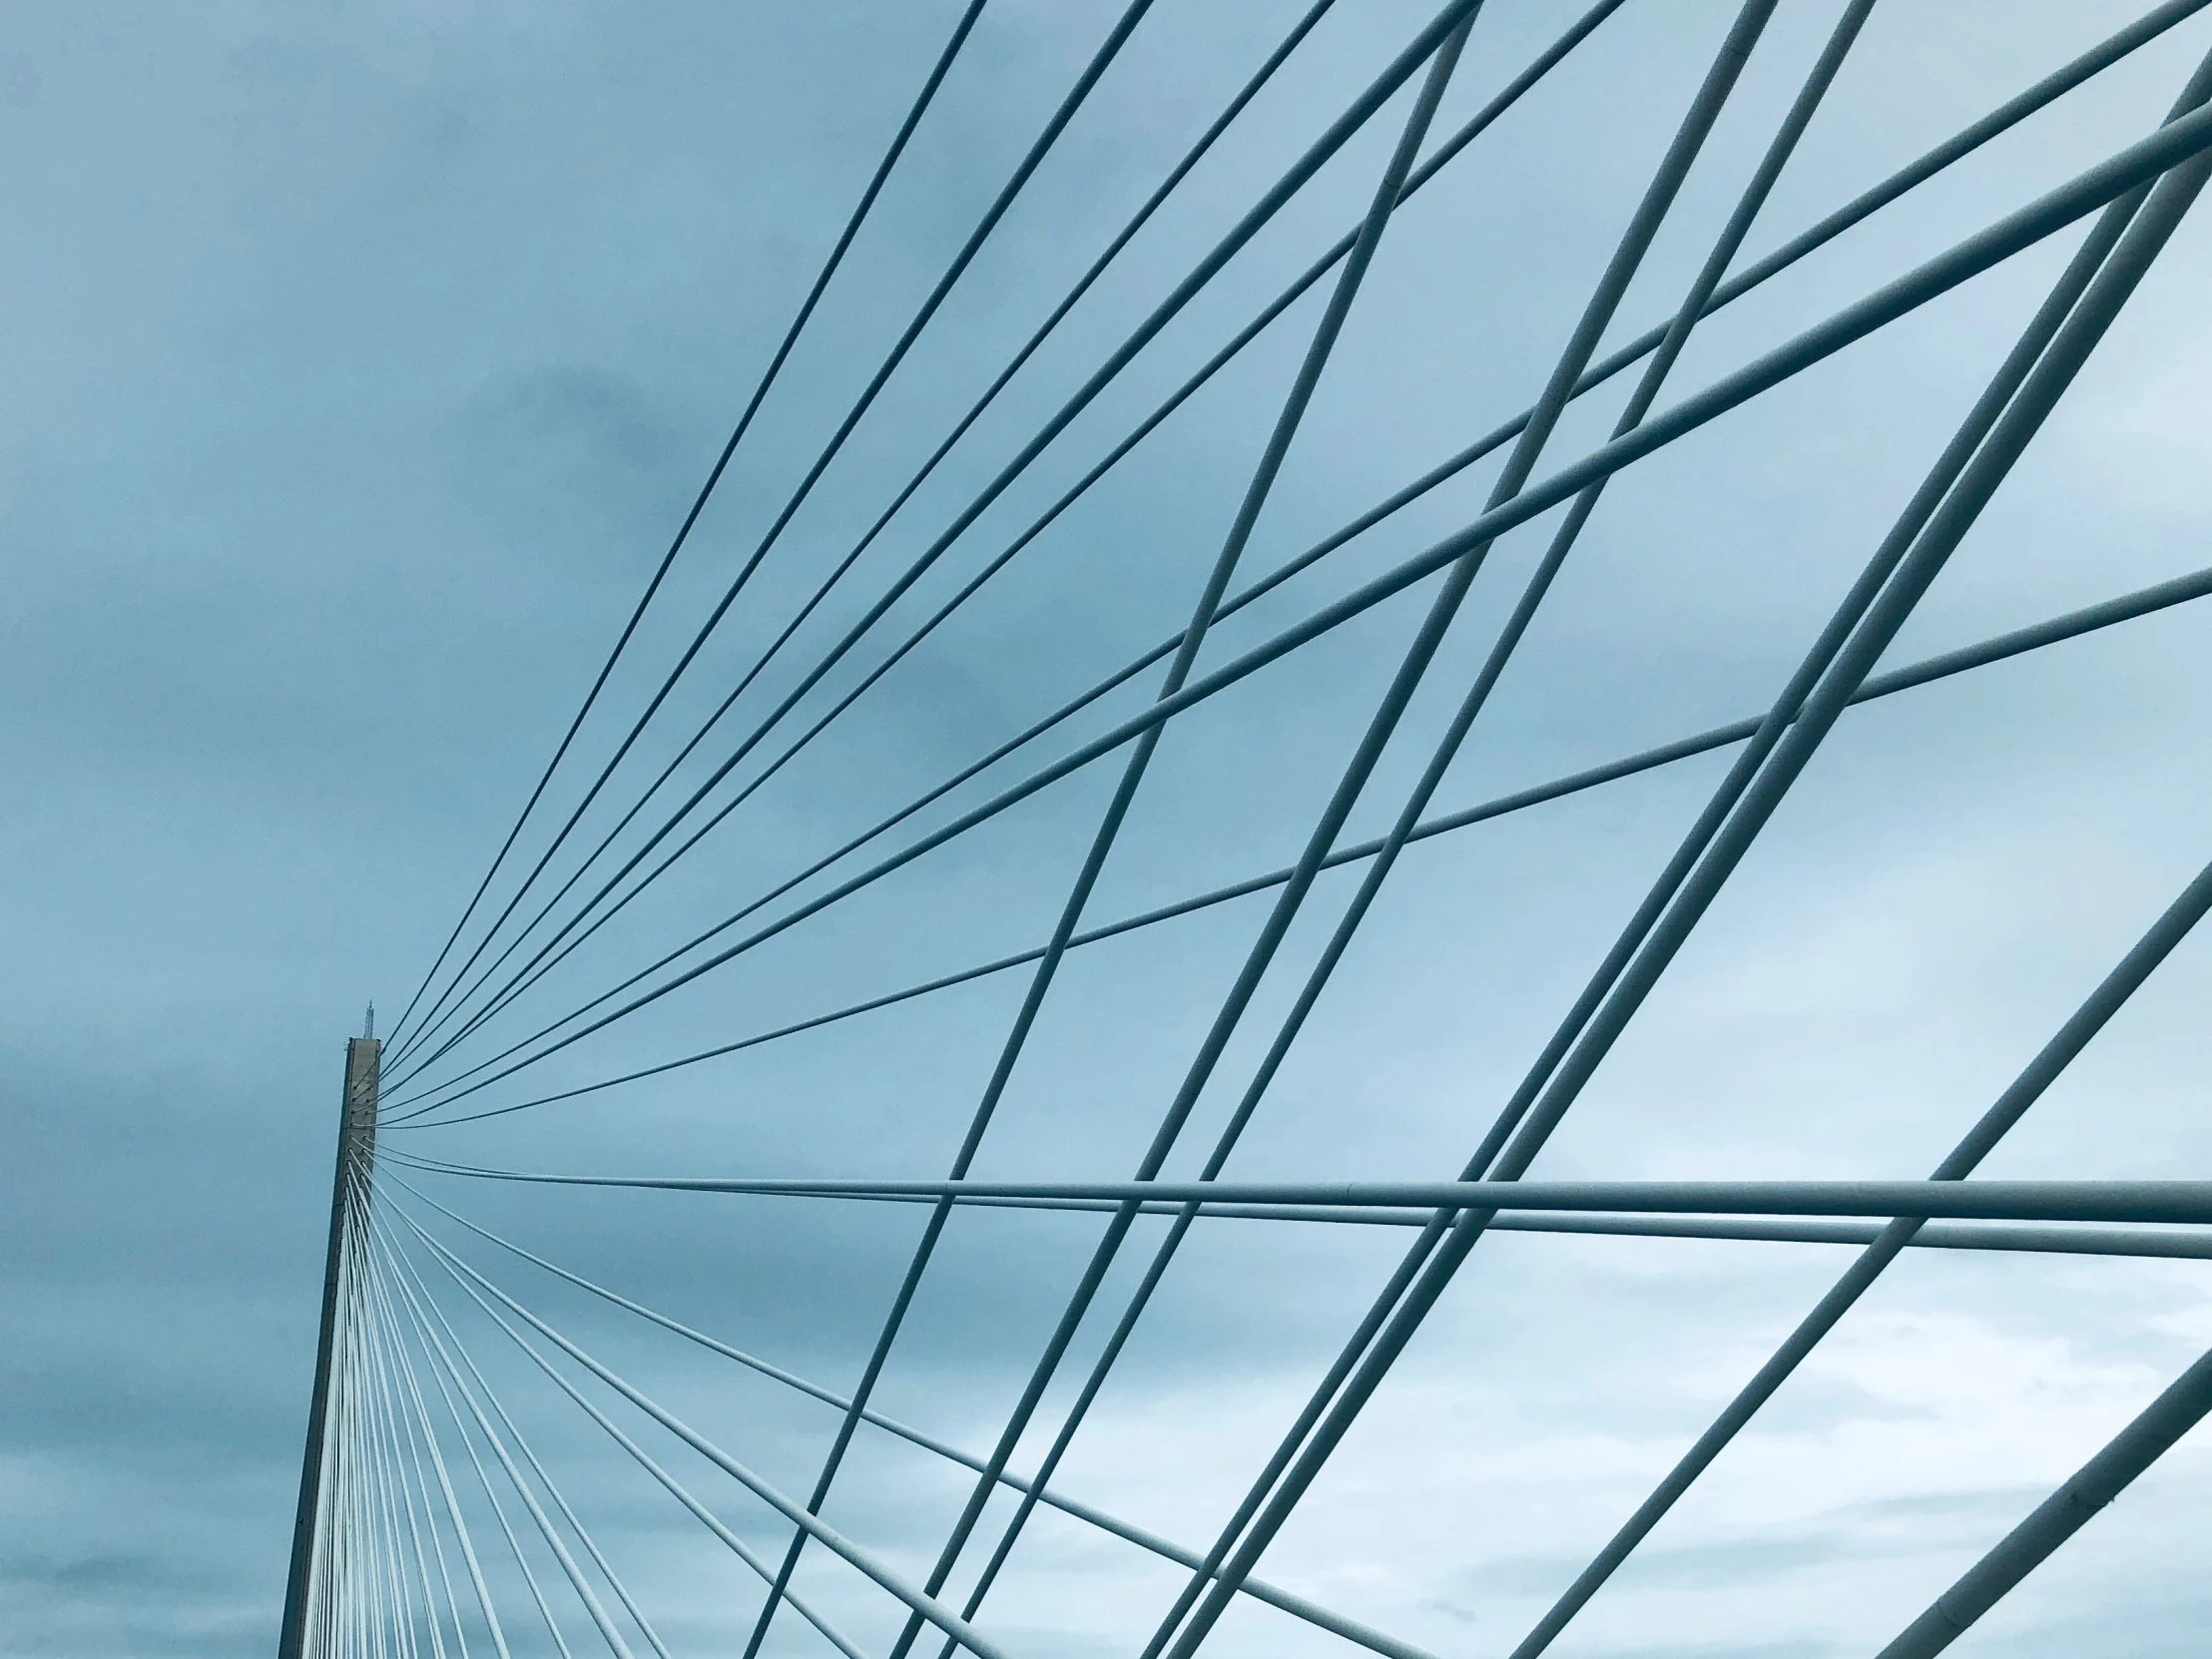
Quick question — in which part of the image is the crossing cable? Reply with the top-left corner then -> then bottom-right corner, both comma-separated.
392,0 -> 1506,1078
1506,845 -> 2212,1658
1138,72 -> 2212,1659
395,0 -> 2164,1091
385,1174 -> 1451,1659
374,1232 -> 671,1659
367,1201 -> 873,1659
903,9 -> 1793,1653
375,1243 -> 639,1659
388,1205 -> 1023,1659
385,0 -> 990,1054
382,1159 -> 2212,1226
751,19 -> 1483,1659
396,558 -> 2212,1129
936,2 -> 1900,1632
382,90 -> 2212,1119
388,0 -> 2212,1087
403,0 -> 1366,1067
393,0 -> 1644,1083
389,0 -> 1162,1068
1147,131 -> 2206,1659
1875,1339 -> 2212,1658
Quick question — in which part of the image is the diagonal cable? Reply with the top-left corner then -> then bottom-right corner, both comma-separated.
1139,62 -> 2212,1659
378,91 -> 2212,1118
391,0 -> 2209,1083
391,0 -> 1153,1065
387,0 -> 989,1052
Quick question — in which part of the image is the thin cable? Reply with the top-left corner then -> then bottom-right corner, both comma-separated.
382,1314 -> 476,1659
393,1248 -> 582,1659
363,1294 -> 442,1659
1876,1342 -> 2212,1657
1144,73 -> 2212,1659
379,1264 -> 517,1659
382,1232 -> 667,1659
393,0 -> 1158,1067
387,0 -> 990,1052
384,91 -> 2212,1117
397,560 -> 2212,1128
389,1206 -> 1021,1659
397,0 -> 1632,1083
409,0 -> 1359,1068
392,0 -> 1503,1080
376,1199 -> 873,1659
391,0 -> 1155,1066
394,0 -> 2206,1081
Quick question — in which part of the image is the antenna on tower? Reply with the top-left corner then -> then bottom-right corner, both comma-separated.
362,1002 -> 375,1041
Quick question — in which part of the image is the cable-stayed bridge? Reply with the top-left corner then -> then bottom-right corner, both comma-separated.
275,4 -> 2212,1656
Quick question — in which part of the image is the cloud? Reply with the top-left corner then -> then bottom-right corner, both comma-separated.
4,1 -> 2210,1656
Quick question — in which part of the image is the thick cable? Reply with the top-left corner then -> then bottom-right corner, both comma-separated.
1510,852 -> 2212,1655
947,9 -> 1886,1645
381,1156 -> 2212,1226
1875,1340 -> 2212,1657
1144,68 -> 2212,1659
1136,84 -> 2208,1659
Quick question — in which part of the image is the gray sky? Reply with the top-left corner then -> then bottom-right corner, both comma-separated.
4,2 -> 2210,1657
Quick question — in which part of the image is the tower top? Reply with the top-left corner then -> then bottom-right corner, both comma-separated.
363,1001 -> 375,1040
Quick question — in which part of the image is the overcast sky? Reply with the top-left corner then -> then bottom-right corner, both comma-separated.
4,3 -> 2211,1657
